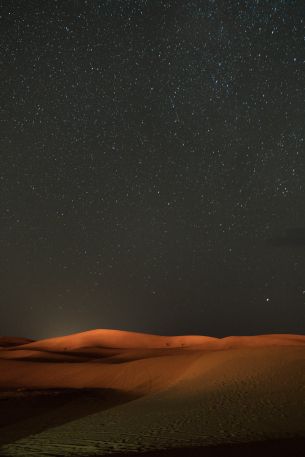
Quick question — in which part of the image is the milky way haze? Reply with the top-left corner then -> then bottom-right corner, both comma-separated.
1,1 -> 305,338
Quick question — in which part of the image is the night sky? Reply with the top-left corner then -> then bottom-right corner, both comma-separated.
1,0 -> 305,339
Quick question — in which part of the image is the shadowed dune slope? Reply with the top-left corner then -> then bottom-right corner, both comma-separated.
0,351 -> 203,393
0,337 -> 35,348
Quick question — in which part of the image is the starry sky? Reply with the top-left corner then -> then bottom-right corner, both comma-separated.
1,0 -> 305,339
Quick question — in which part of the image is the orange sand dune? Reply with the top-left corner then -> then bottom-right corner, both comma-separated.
0,349 -> 202,393
0,336 -> 34,348
0,329 -> 305,394
11,328 -> 305,352
1,330 -> 305,456
13,329 -> 216,351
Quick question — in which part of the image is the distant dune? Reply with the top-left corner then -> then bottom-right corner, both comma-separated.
9,328 -> 305,351
0,329 -> 305,456
0,336 -> 34,348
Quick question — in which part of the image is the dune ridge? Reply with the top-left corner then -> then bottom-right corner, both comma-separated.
9,328 -> 305,352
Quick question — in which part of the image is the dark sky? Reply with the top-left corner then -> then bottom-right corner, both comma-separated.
1,0 -> 305,339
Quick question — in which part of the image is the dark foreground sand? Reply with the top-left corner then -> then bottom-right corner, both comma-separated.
86,437 -> 305,457
0,330 -> 305,456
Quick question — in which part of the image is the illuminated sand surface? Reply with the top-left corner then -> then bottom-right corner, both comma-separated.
0,330 -> 305,456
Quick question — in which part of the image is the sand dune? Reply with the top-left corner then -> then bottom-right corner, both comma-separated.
13,329 -> 217,351
0,336 -> 34,348
1,330 -> 304,393
10,328 -> 305,352
0,329 -> 305,456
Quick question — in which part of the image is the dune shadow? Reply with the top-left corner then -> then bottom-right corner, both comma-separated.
0,388 -> 140,446
1,347 -> 122,363
5,347 -> 195,364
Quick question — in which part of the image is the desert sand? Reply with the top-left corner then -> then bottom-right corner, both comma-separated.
0,329 -> 305,456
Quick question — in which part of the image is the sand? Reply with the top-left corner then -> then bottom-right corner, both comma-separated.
0,337 -> 34,348
0,329 -> 305,456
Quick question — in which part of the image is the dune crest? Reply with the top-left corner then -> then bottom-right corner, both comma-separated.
12,329 -> 305,352
14,329 -> 218,351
